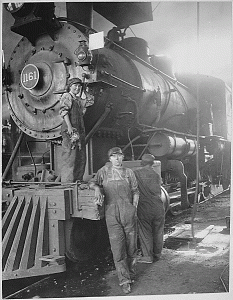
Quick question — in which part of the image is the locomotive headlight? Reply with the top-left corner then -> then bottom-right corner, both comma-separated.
75,40 -> 92,67
4,2 -> 35,18
4,2 -> 24,13
77,51 -> 87,61
4,2 -> 58,44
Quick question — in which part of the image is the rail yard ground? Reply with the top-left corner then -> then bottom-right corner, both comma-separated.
3,189 -> 231,299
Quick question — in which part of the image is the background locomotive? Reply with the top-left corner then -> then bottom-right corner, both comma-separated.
2,2 -> 231,280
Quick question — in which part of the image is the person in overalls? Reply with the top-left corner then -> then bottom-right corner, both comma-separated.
59,77 -> 94,182
134,154 -> 165,263
90,147 -> 139,294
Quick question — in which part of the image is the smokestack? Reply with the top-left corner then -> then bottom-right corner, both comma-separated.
66,2 -> 93,28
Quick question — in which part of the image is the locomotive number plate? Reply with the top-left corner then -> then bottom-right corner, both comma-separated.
21,64 -> 39,90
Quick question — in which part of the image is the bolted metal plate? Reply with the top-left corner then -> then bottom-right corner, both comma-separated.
6,21 -> 93,140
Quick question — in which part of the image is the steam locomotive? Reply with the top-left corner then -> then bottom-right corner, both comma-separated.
2,2 -> 231,280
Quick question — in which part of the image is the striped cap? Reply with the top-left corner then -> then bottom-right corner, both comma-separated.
67,78 -> 82,87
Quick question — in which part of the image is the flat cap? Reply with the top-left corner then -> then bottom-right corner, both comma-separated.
67,77 -> 82,87
108,147 -> 123,157
141,153 -> 155,166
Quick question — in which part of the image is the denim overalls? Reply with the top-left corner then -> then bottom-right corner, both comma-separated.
61,93 -> 86,182
102,166 -> 137,285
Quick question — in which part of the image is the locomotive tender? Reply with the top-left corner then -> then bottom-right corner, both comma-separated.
2,2 -> 231,280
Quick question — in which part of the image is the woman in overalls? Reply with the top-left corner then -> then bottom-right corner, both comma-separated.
59,77 -> 94,182
90,147 -> 139,294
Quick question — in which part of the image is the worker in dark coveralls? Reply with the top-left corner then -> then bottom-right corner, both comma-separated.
89,147 -> 139,294
134,154 -> 165,263
59,78 -> 94,182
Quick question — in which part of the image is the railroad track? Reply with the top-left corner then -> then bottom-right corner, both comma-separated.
169,186 -> 229,215
3,276 -> 50,299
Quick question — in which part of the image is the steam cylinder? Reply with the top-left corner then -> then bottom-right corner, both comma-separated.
148,133 -> 197,158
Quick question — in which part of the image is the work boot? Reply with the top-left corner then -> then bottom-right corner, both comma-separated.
153,253 -> 161,262
137,256 -> 153,263
122,283 -> 131,294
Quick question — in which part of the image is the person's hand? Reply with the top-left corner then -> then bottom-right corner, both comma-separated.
67,125 -> 73,135
93,186 -> 105,206
79,183 -> 89,190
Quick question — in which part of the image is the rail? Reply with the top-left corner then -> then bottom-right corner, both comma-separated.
169,187 -> 229,215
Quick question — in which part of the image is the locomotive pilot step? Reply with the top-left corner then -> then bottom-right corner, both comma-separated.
2,183 -> 104,280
